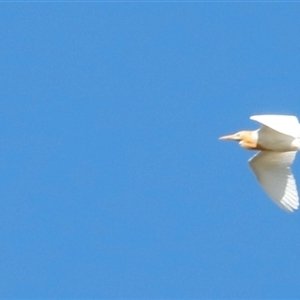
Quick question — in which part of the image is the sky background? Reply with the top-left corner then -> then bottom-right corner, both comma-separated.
1,2 -> 300,299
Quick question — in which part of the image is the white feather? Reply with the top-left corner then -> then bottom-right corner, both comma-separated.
250,115 -> 300,138
249,151 -> 299,212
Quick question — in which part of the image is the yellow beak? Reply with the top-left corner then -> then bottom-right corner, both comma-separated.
219,134 -> 238,140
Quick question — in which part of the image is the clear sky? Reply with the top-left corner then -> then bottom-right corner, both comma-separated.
1,2 -> 300,299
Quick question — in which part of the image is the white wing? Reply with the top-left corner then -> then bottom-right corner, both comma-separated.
249,151 -> 299,212
250,115 -> 300,138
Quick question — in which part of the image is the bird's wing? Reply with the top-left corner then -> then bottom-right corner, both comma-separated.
249,151 -> 299,212
250,115 -> 300,138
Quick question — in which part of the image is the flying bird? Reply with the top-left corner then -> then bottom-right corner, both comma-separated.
220,115 -> 300,212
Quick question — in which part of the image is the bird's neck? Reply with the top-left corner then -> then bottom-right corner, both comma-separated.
240,130 -> 264,150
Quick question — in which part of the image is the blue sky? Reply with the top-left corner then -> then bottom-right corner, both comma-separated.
1,3 -> 300,298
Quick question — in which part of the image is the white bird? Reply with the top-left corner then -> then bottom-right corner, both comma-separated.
219,115 -> 300,212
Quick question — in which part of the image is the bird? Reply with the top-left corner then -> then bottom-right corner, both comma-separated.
219,114 -> 300,212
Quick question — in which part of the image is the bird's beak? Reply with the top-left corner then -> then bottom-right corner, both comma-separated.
219,134 -> 238,141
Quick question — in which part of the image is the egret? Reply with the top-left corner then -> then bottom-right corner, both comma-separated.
220,115 -> 300,212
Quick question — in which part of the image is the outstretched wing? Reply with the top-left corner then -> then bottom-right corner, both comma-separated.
249,151 -> 299,212
250,115 -> 300,138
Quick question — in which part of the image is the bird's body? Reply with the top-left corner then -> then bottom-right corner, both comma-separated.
220,114 -> 300,212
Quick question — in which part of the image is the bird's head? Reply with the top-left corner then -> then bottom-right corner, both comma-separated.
219,131 -> 258,150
